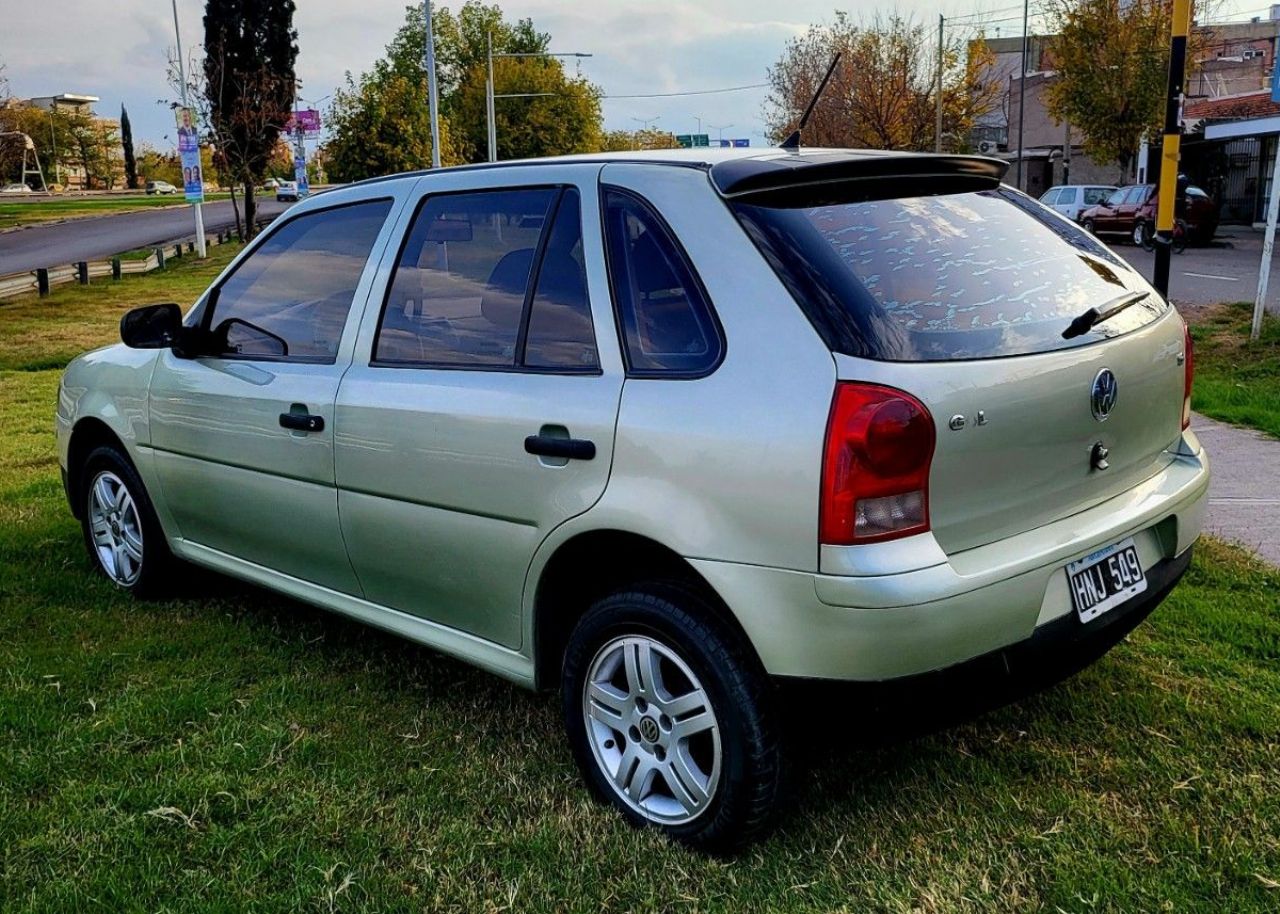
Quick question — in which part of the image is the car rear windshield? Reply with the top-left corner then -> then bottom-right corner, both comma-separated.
731,187 -> 1167,361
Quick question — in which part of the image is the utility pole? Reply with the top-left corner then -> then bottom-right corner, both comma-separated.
424,0 -> 442,168
1015,0 -> 1029,189
170,0 -> 206,257
48,112 -> 60,184
486,32 -> 497,162
936,14 -> 944,153
1153,0 -> 1192,298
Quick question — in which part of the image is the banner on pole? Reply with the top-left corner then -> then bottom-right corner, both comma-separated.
294,151 -> 310,198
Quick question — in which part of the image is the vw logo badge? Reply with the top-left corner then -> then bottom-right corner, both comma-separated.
1091,368 -> 1118,422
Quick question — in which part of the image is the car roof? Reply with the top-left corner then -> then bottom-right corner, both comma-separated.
350,146 -> 1009,202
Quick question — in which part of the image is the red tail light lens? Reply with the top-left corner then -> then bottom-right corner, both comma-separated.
1182,322 -> 1195,431
821,383 -> 936,545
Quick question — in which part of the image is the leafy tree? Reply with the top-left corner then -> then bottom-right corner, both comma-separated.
323,2 -> 600,178
64,109 -> 120,189
203,0 -> 298,238
1043,0 -> 1196,180
121,105 -> 138,190
764,12 -> 1000,151
325,72 -> 459,182
599,128 -> 680,151
137,144 -> 182,186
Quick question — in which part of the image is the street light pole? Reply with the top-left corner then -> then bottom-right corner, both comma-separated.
708,122 -> 732,145
486,43 -> 592,162
1015,0 -> 1029,190
424,0 -> 442,168
170,0 -> 206,257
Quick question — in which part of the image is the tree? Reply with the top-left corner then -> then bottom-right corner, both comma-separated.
137,144 -> 182,186
203,0 -> 298,238
764,12 -> 1000,151
599,128 -> 680,151
121,105 -> 138,190
325,72 -> 459,182
323,2 -> 601,178
1043,0 -> 1196,181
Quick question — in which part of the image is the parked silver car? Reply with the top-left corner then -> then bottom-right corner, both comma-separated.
57,148 -> 1208,850
1040,183 -> 1118,222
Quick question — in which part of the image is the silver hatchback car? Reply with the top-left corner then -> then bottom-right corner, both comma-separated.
57,148 -> 1208,850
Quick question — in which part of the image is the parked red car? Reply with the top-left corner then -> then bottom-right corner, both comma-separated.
1080,183 -> 1219,246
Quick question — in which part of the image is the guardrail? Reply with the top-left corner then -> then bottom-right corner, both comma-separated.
0,220 -> 271,301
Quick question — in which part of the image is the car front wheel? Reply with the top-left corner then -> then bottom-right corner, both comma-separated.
80,444 -> 176,597
1082,218 -> 1096,234
561,584 -> 786,852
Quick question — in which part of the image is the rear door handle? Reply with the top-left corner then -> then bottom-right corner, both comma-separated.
279,412 -> 325,433
524,435 -> 595,461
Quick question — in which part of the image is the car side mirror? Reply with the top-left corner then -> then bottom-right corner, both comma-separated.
120,303 -> 184,350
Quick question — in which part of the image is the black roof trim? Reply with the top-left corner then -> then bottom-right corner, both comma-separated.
710,152 -> 1009,204
349,157 -> 711,189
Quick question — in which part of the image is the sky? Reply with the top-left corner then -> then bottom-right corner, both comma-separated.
1,0 -> 1274,154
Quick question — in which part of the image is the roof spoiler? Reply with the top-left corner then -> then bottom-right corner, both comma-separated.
710,153 -> 1009,207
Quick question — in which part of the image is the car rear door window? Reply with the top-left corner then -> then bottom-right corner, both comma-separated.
375,188 -> 557,367
1084,187 -> 1111,205
203,199 -> 392,362
522,190 -> 599,371
602,189 -> 722,375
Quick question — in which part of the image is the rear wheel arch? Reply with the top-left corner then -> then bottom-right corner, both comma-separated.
532,529 -> 759,691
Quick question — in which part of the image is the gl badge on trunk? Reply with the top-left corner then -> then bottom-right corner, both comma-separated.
1091,368 -> 1118,422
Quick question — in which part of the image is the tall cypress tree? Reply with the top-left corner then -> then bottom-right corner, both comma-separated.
120,105 -> 138,190
203,0 -> 297,237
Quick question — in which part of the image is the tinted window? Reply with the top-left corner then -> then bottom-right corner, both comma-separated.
603,190 -> 721,374
1104,188 -> 1127,206
375,188 -> 556,366
206,200 -> 391,361
732,188 -> 1166,362
1084,187 -> 1113,205
523,190 -> 598,370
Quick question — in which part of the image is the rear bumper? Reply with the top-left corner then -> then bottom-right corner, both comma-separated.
692,443 -> 1208,681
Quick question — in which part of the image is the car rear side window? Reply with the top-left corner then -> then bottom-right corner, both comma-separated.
204,199 -> 392,362
1084,187 -> 1111,205
375,188 -> 557,367
602,188 -> 722,375
732,188 -> 1167,362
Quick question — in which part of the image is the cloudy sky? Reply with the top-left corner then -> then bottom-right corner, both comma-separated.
0,0 -> 1270,153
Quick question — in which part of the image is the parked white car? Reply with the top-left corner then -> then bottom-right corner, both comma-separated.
1040,184 -> 1118,222
276,180 -> 299,202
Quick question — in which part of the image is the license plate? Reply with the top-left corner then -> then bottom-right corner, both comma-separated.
1066,537 -> 1147,623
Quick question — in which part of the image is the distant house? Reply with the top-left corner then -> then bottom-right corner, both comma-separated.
21,93 -> 122,190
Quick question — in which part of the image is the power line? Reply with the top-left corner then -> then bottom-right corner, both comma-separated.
601,82 -> 769,100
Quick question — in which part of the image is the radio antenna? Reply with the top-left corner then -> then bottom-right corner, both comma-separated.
780,52 -> 841,150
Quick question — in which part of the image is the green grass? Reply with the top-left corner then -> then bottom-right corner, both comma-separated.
0,194 -> 231,230
0,273 -> 1278,911
0,243 -> 240,372
1190,303 -> 1280,439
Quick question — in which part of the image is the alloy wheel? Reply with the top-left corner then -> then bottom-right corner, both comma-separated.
87,470 -> 144,586
582,634 -> 722,825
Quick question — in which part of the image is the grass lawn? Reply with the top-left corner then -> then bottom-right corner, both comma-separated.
1189,302 -> 1280,439
1,265 -> 1278,912
0,194 -> 231,231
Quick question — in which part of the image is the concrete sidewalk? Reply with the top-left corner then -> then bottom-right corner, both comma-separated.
1192,413 -> 1280,566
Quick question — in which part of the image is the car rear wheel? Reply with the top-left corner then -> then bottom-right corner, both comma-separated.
561,584 -> 786,852
80,445 -> 176,597
1132,220 -> 1151,248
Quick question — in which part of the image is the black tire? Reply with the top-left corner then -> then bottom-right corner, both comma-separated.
1082,218 -> 1096,235
79,444 -> 177,598
561,583 -> 786,853
1133,220 -> 1153,250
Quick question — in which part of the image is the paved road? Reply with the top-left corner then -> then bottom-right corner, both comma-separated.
1192,413 -> 1280,567
1110,230 -> 1279,312
0,199 -> 290,274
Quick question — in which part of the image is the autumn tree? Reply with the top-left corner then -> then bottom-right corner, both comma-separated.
325,73 -> 459,182
764,12 -> 1000,152
598,128 -> 680,151
203,0 -> 298,238
1041,0 -> 1213,180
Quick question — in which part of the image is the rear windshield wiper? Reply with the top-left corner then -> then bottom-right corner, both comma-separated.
1062,290 -> 1151,339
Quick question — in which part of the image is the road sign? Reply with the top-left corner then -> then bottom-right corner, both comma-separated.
732,138 -> 750,148
676,133 -> 710,148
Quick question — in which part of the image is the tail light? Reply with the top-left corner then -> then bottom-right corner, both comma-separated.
821,383 -> 935,545
1182,322 -> 1195,430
